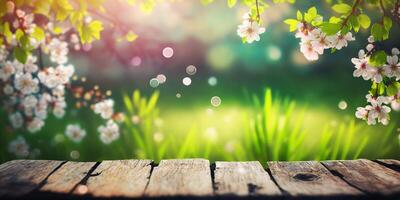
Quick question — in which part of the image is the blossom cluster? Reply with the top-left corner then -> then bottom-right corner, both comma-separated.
237,13 -> 266,44
0,7 -> 121,157
354,37 -> 400,125
0,37 -> 74,134
93,99 -> 122,144
295,23 -> 355,61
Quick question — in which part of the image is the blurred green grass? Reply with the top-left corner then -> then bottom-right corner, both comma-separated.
0,87 -> 399,163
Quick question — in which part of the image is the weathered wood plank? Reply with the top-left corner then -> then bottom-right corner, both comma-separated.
323,159 -> 400,195
75,160 -> 152,197
268,161 -> 361,197
214,161 -> 281,196
376,159 -> 400,172
0,160 -> 64,197
39,161 -> 97,194
144,159 -> 213,197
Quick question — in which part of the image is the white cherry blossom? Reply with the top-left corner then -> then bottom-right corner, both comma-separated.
237,21 -> 265,44
328,32 -> 355,50
352,50 -> 373,80
98,120 -> 120,144
48,38 -> 69,64
14,73 -> 39,94
27,118 -> 44,133
383,55 -> 400,80
0,62 -> 16,81
94,99 -> 114,119
9,112 -> 23,129
8,136 -> 29,158
65,124 -> 86,143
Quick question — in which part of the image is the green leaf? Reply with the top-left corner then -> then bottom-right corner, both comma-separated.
284,19 -> 298,32
227,0 -> 237,8
296,10 -> 302,20
349,15 -> 360,32
304,7 -> 317,23
370,50 -> 387,67
329,16 -> 342,23
13,46 -> 28,64
320,22 -> 341,35
3,22 -> 13,43
358,14 -> 371,29
332,3 -> 352,14
387,84 -> 398,96
383,16 -> 392,31
371,23 -> 384,41
79,20 -> 104,44
31,27 -> 45,42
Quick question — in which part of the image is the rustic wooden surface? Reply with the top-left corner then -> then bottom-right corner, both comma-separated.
79,160 -> 152,198
39,161 -> 97,194
322,159 -> 400,195
214,161 -> 281,196
144,159 -> 213,197
0,160 -> 64,197
0,159 -> 399,199
268,161 -> 362,196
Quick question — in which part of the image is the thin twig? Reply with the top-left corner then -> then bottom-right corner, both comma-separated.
255,0 -> 261,23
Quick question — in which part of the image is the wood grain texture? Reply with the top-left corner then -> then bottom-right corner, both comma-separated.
376,159 -> 400,172
39,161 -> 96,194
323,159 -> 400,195
0,160 -> 64,197
144,159 -> 213,197
268,161 -> 361,197
214,161 -> 281,196
77,160 -> 152,197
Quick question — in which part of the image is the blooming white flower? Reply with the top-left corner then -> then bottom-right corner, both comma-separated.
237,21 -> 265,44
369,67 -> 385,83
27,118 -> 44,133
366,44 -> 374,52
369,103 -> 391,125
48,38 -> 69,65
352,50 -> 373,80
328,32 -> 355,50
38,67 -> 60,88
392,48 -> 400,55
300,39 -> 319,61
14,73 -> 39,94
94,99 -> 114,119
53,97 -> 66,118
24,56 -> 38,73
9,112 -> 23,129
310,29 -> 330,54
65,124 -> 86,143
8,136 -> 29,158
98,120 -> 120,144
23,95 -> 38,109
355,106 -> 369,120
0,62 -> 15,81
55,64 -> 74,84
3,84 -> 14,95
383,55 -> 400,80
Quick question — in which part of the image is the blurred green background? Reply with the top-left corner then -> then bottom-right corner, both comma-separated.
1,0 -> 399,163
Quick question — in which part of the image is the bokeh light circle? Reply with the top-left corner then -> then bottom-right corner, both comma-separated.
162,47 -> 174,58
156,74 -> 167,84
338,100 -> 348,110
207,44 -> 234,71
186,65 -> 197,75
266,45 -> 282,61
130,56 -> 142,66
211,96 -> 221,107
149,78 -> 160,88
208,76 -> 218,86
182,77 -> 192,86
